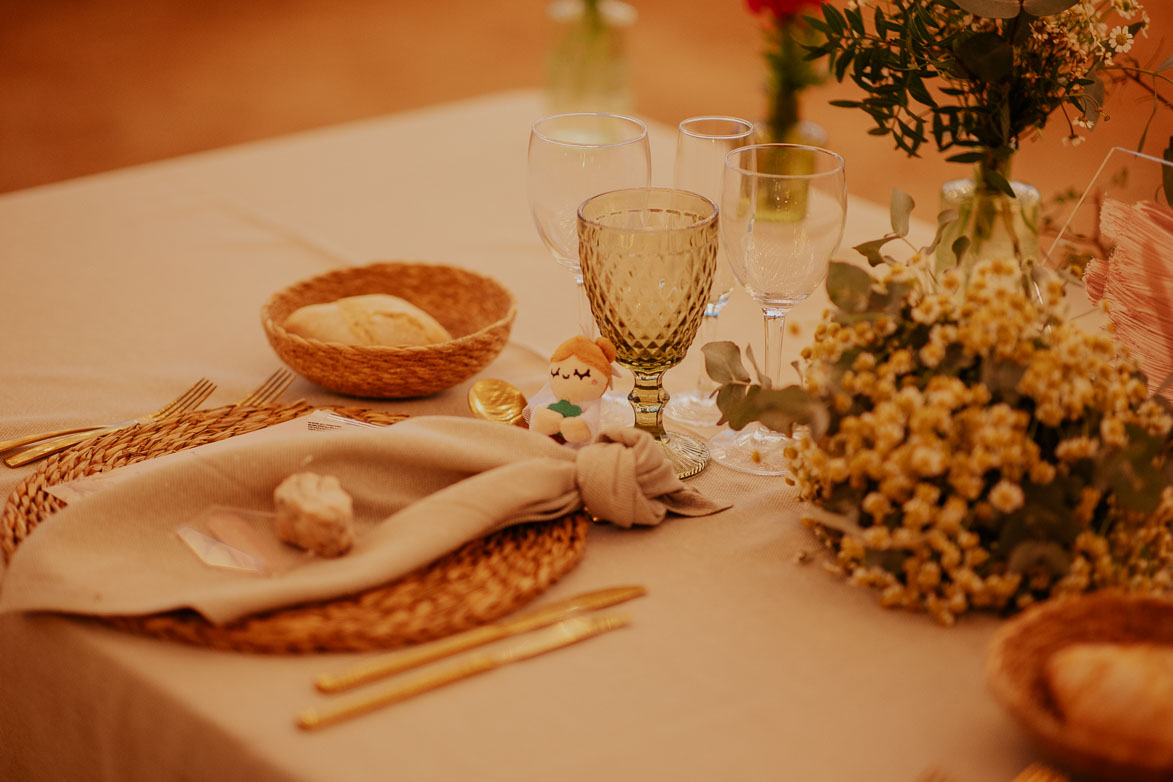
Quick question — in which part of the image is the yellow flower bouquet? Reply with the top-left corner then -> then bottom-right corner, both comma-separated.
705,194 -> 1173,624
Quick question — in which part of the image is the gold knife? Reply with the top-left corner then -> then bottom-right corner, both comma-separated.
314,584 -> 645,694
297,613 -> 630,731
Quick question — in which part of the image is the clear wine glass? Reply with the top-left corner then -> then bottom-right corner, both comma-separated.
664,115 -> 755,428
579,187 -> 719,479
527,113 -> 651,337
710,143 -> 847,475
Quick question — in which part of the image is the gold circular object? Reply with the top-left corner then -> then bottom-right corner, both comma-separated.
467,378 -> 527,427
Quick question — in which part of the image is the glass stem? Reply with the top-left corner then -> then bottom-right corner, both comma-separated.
629,370 -> 667,439
575,278 -> 597,338
762,307 -> 790,387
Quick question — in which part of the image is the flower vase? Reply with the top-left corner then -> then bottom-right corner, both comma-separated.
545,0 -> 635,115
935,159 -> 1041,272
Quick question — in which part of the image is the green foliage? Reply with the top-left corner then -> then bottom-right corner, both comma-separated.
803,0 -> 1144,166
704,190 -> 1173,621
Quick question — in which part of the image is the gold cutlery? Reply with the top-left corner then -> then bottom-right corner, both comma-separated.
0,423 -> 105,455
231,368 -> 295,408
0,378 -> 217,456
297,613 -> 630,731
3,378 -> 216,468
315,584 -> 645,694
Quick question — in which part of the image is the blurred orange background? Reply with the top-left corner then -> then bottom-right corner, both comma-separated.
2,0 -> 1170,215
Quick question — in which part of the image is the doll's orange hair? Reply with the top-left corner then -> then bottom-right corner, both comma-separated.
550,335 -> 617,389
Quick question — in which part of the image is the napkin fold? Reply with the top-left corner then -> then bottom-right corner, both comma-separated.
0,417 -> 729,625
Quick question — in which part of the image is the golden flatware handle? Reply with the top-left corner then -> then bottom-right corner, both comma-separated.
298,614 -> 629,731
3,379 -> 216,468
299,655 -> 497,730
314,585 -> 645,693
4,428 -> 112,467
316,624 -> 505,693
0,426 -> 104,455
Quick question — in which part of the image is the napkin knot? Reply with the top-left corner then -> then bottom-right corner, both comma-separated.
574,428 -> 731,527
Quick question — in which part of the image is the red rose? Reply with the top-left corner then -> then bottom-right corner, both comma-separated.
746,0 -> 824,18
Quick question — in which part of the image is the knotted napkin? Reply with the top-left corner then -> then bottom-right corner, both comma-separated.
0,417 -> 729,625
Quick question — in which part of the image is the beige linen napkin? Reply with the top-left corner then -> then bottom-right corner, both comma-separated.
0,417 -> 729,625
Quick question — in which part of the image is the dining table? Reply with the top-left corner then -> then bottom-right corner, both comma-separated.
0,89 -> 1043,782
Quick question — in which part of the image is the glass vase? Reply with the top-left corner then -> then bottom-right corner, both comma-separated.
545,0 -> 635,115
935,161 -> 1041,272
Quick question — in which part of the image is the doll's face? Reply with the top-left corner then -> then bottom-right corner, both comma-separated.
548,355 -> 606,404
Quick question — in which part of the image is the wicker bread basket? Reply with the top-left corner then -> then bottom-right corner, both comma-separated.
986,592 -> 1173,782
261,262 -> 516,398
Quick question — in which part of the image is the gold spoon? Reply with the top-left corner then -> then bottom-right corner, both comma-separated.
467,379 -> 528,427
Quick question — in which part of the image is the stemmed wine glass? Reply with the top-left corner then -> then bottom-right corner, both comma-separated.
709,143 -> 847,475
664,115 -> 755,427
527,113 -> 651,337
578,187 -> 719,479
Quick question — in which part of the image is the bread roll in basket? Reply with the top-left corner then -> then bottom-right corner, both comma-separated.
261,262 -> 516,398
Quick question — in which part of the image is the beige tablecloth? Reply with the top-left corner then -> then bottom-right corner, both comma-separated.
0,90 -> 1038,782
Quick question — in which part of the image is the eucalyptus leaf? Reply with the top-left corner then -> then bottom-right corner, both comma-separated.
946,152 -> 986,164
951,235 -> 971,263
869,281 -> 912,314
952,0 -> 1021,19
982,169 -> 1016,198
890,189 -> 915,236
713,382 -> 747,427
853,235 -> 898,267
1079,75 -> 1104,127
827,262 -> 875,313
754,385 -> 831,439
924,209 -> 959,254
744,344 -> 772,389
725,385 -> 764,431
703,341 -> 751,385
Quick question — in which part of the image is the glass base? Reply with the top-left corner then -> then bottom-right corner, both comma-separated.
600,391 -> 632,430
664,389 -> 721,428
708,425 -> 790,476
658,430 -> 710,480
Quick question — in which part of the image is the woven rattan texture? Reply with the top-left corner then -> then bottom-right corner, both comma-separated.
261,262 -> 517,398
1,402 -> 589,653
986,593 -> 1173,782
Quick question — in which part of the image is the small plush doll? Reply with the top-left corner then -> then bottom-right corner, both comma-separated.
530,335 -> 617,444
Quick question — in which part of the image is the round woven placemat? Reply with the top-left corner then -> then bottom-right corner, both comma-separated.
1,402 -> 589,653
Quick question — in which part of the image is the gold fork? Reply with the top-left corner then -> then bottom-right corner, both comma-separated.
0,377 -> 220,456
231,369 -> 294,408
3,378 -> 217,468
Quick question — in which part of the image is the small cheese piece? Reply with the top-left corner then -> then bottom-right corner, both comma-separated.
1046,642 -> 1173,761
284,293 -> 452,347
273,472 -> 354,558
